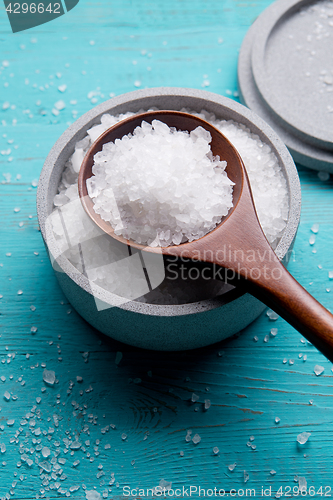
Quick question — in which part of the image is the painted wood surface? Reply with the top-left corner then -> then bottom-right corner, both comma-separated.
0,0 -> 333,498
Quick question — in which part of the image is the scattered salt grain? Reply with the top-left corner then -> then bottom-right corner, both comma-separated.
4,391 -> 10,401
244,471 -> 249,483
185,430 -> 192,442
328,271 -> 333,280
270,328 -> 278,337
228,462 -> 236,471
309,234 -> 316,245
297,432 -> 311,444
42,447 -> 50,458
311,223 -> 319,233
253,336 -> 258,342
283,358 -> 287,364
54,100 -> 66,111
204,399 -> 211,410
298,477 -> 307,492
289,359 -> 294,365
270,470 -> 276,475
213,446 -> 219,455
303,355 -> 307,361
7,419 -> 14,426
191,393 -> 200,403
192,434 -> 201,444
86,491 -> 101,500
0,444 -> 6,453
264,335 -> 269,343
43,369 -> 56,385
58,84 -> 67,93
267,310 -> 279,321
30,326 -> 37,334
70,440 -> 81,449
314,365 -> 324,376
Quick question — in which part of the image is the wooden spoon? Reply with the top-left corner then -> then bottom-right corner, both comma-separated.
78,111 -> 333,361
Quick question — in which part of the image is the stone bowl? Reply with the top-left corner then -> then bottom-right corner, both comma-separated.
37,87 -> 301,351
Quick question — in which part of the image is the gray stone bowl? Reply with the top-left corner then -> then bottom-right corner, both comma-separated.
37,87 -> 301,351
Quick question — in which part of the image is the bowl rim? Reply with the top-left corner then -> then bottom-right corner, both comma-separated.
37,87 -> 301,317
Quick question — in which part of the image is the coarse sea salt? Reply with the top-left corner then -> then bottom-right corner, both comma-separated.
87,120 -> 234,247
51,109 -> 289,304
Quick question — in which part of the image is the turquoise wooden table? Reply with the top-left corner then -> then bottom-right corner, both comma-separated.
1,1 -> 333,498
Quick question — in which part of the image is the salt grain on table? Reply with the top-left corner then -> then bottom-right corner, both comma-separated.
297,432 -> 311,444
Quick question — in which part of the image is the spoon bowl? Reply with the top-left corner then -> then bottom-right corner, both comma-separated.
78,110 -> 245,253
78,110 -> 333,362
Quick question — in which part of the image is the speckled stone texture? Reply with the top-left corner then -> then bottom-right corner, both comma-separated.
238,0 -> 333,172
37,87 -> 301,351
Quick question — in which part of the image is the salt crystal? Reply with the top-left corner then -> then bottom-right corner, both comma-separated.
185,430 -> 192,442
264,335 -> 269,343
297,432 -> 311,444
303,355 -> 307,361
253,336 -> 258,342
192,433 -> 201,444
7,419 -> 15,426
298,477 -> 307,492
42,447 -> 50,458
43,369 -> 56,385
213,446 -> 219,455
0,444 -> 5,453
54,100 -> 66,111
4,391 -> 10,401
289,359 -> 294,365
309,234 -> 316,245
58,85 -> 67,93
328,271 -> 333,280
30,326 -> 37,334
267,310 -> 279,321
311,224 -> 319,234
191,393 -> 199,403
228,462 -> 236,471
204,399 -> 211,410
270,470 -> 276,475
244,471 -> 249,483
121,433 -> 127,440
314,365 -> 324,376
270,328 -> 278,337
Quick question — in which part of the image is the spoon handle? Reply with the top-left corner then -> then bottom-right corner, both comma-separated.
243,250 -> 333,362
